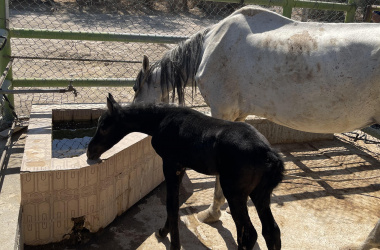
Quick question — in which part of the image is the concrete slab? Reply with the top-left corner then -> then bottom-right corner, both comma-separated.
23,134 -> 380,250
0,130 -> 25,250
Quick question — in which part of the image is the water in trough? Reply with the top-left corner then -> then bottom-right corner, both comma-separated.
52,120 -> 97,158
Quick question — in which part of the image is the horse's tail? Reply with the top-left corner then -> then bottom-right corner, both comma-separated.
251,150 -> 284,205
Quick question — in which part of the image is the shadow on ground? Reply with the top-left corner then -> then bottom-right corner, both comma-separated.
24,136 -> 380,250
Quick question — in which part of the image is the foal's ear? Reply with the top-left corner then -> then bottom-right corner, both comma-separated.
108,93 -> 117,104
107,96 -> 115,114
107,93 -> 117,114
142,55 -> 150,74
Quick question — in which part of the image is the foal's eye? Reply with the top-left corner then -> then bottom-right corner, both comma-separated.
99,127 -> 107,135
97,121 -> 109,135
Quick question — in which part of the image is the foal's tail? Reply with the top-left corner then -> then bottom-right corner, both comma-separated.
251,150 -> 285,205
264,150 -> 285,190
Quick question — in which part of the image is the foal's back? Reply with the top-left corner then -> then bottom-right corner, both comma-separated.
152,106 -> 276,175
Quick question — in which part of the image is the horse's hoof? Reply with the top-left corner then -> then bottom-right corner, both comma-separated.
339,244 -> 362,250
338,245 -> 358,250
197,208 -> 221,223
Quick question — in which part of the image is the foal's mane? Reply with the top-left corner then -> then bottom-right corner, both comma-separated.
150,28 -> 209,105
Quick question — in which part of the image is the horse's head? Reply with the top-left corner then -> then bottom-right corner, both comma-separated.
133,55 -> 165,104
87,94 -> 127,160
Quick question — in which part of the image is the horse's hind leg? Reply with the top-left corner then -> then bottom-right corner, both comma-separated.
197,175 -> 225,223
250,190 -> 281,250
157,160 -> 185,250
197,114 -> 248,223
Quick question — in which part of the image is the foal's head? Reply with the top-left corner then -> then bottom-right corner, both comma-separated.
133,55 -> 165,104
87,94 -> 127,160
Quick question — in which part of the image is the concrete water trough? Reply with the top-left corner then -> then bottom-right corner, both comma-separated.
20,104 -> 164,245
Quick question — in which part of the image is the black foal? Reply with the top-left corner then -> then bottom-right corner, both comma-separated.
87,94 -> 284,250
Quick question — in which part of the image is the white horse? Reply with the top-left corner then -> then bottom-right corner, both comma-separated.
133,5 -> 380,223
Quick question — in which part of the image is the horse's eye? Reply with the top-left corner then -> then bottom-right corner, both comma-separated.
134,72 -> 143,93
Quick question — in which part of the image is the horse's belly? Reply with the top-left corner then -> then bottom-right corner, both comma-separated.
248,93 -> 377,133
266,113 -> 373,134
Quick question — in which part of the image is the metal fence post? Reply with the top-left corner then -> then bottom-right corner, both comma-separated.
344,0 -> 357,23
0,0 -> 13,122
283,0 -> 294,18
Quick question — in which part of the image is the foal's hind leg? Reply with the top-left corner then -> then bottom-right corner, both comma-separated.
157,160 -> 185,250
219,175 -> 258,250
227,197 -> 258,250
250,190 -> 281,250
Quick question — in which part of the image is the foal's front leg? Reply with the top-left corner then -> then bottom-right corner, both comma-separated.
156,160 -> 185,250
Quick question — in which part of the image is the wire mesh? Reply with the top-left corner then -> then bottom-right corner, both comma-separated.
1,0 -> 379,152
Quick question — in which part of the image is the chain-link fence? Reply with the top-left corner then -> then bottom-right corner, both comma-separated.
2,0 -> 377,118
1,0 -> 380,149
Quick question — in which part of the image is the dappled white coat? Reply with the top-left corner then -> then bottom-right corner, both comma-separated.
196,6 -> 380,133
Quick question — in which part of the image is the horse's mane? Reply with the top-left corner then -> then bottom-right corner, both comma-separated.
151,28 -> 209,105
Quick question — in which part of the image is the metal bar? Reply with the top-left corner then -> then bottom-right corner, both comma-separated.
0,121 -> 15,174
0,0 -> 13,122
0,57 -> 12,87
11,55 -> 139,64
0,88 -> 73,94
10,28 -> 188,44
0,35 -> 7,50
12,78 -> 135,87
206,0 -> 354,12
206,0 -> 285,6
294,1 -> 353,12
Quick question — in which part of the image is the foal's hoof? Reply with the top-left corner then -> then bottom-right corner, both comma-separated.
226,206 -> 231,214
155,228 -> 168,238
197,208 -> 221,223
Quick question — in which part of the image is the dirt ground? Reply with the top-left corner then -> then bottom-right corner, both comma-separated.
23,133 -> 380,250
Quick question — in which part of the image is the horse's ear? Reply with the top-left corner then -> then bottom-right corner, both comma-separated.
142,55 -> 149,73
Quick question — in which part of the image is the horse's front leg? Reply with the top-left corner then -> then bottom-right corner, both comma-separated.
197,175 -> 225,223
156,160 -> 184,250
